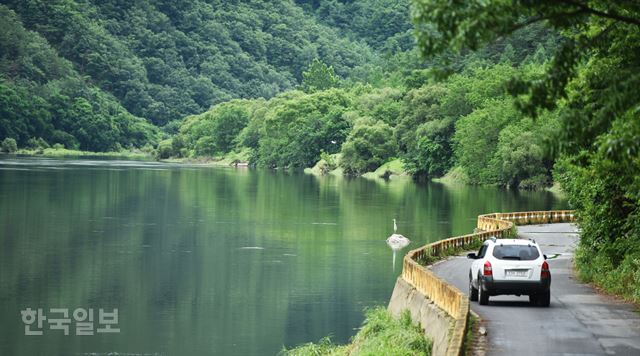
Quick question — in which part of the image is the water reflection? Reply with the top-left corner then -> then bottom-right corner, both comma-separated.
0,157 -> 567,355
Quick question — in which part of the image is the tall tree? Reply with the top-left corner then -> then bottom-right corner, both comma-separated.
301,59 -> 340,93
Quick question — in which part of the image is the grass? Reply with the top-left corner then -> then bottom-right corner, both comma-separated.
284,307 -> 431,356
163,148 -> 251,166
14,147 -> 152,159
545,181 -> 565,197
432,166 -> 469,184
575,247 -> 640,304
305,154 -> 343,176
462,313 -> 478,356
361,159 -> 406,180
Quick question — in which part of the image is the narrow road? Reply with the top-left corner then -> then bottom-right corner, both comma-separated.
430,223 -> 640,356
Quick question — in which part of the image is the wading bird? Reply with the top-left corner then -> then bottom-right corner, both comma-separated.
386,219 -> 410,250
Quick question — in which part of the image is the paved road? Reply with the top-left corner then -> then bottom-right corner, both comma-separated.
431,223 -> 640,356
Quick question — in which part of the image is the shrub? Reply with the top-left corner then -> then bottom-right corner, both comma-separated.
340,118 -> 397,175
1,137 -> 17,153
285,307 -> 431,356
318,151 -> 338,174
156,139 -> 174,159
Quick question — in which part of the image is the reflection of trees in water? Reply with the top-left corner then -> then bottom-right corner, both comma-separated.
0,162 -> 568,355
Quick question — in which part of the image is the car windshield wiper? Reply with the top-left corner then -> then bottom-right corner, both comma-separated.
502,256 -> 521,260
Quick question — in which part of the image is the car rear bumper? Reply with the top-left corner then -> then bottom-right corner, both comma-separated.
481,276 -> 551,296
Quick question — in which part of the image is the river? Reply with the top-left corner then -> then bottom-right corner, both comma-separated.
0,157 -> 567,355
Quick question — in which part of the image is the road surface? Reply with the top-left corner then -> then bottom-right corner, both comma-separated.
431,223 -> 640,356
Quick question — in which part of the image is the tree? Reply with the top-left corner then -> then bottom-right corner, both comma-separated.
340,117 -> 397,175
1,137 -> 17,153
180,99 -> 259,157
453,99 -> 516,184
396,84 -> 455,178
301,59 -> 340,93
256,89 -> 352,168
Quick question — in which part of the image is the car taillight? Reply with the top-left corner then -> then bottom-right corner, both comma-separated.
483,261 -> 493,276
541,261 -> 550,278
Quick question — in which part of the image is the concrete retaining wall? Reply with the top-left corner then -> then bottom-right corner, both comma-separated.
388,277 -> 452,356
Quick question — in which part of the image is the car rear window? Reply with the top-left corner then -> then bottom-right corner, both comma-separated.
492,245 -> 540,260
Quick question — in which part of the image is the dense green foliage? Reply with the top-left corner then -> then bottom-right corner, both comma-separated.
0,6 -> 157,151
411,0 -> 640,302
0,0 -> 385,152
1,0 -> 559,185
181,88 -> 353,169
296,0 -> 414,52
1,137 -> 16,153
301,59 -> 340,93
286,307 -> 431,356
179,57 -> 559,188
340,118 -> 397,175
1,0 -> 380,125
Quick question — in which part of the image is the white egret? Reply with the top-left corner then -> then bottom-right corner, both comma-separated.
386,218 -> 410,250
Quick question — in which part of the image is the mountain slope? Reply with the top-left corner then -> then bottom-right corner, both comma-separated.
0,5 -> 156,151
1,0 -> 377,126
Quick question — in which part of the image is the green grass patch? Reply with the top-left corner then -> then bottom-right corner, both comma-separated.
284,307 -> 431,356
462,313 -> 478,356
575,247 -> 640,304
545,181 -> 565,198
15,148 -> 152,159
432,166 -> 469,184
361,158 -> 406,180
305,153 -> 342,176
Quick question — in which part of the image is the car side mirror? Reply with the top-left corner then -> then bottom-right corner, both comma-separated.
467,253 -> 477,259
543,254 -> 548,260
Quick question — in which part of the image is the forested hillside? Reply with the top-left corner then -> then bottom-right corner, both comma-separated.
0,0 -> 565,195
410,0 -> 640,303
0,6 -> 158,152
0,0 -> 380,150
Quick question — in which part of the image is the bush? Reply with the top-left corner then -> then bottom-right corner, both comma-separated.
156,139 -> 174,159
26,137 -> 50,150
1,137 -> 17,153
554,114 -> 640,303
340,118 -> 397,175
318,152 -> 338,174
285,307 -> 431,356
26,138 -> 39,149
180,100 -> 253,157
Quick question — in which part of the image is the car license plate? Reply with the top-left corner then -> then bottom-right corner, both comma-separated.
506,270 -> 528,277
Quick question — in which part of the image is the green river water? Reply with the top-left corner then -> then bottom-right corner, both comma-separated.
0,157 -> 567,355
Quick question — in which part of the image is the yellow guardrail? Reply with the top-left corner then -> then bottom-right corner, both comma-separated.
402,210 -> 576,356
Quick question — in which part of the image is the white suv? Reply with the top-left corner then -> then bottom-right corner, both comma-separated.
467,238 -> 551,307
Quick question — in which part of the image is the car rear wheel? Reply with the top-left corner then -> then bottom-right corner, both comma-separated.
469,277 -> 478,302
538,290 -> 550,307
478,279 -> 489,305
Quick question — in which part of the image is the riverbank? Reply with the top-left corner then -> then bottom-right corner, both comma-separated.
285,307 -> 431,356
5,149 -> 565,196
4,148 -> 247,167
12,147 -> 153,159
304,157 -> 409,180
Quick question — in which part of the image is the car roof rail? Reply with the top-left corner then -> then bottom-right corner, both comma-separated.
489,236 -> 497,243
528,238 -> 536,244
